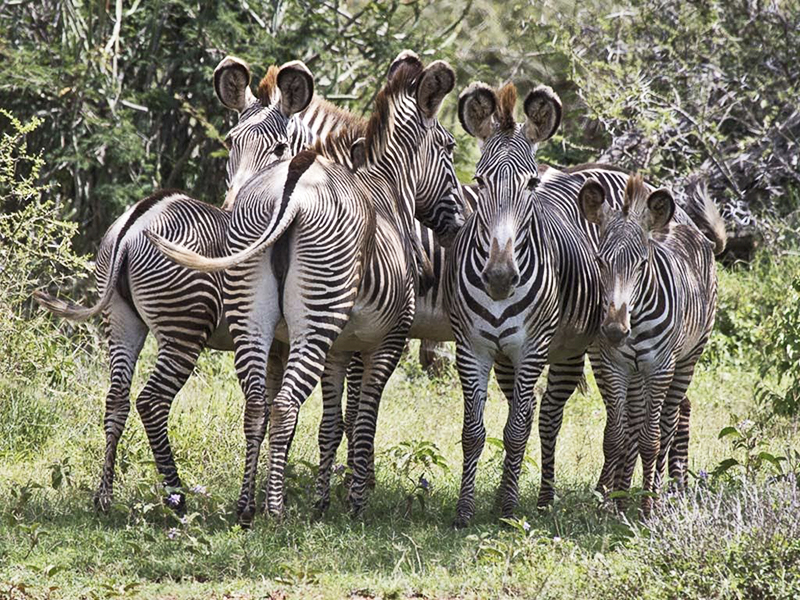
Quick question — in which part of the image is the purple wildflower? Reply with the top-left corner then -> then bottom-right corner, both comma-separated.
167,527 -> 179,540
190,484 -> 208,496
522,520 -> 531,532
166,493 -> 182,507
419,475 -> 430,491
698,469 -> 709,482
333,464 -> 346,475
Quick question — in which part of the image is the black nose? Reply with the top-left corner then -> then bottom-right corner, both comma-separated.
480,266 -> 520,300
602,322 -> 629,346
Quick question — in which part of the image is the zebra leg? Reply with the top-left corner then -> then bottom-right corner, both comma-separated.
226,258 -> 282,527
135,341 -> 204,512
638,369 -> 673,518
94,299 -> 148,512
614,373 -> 642,510
419,340 -> 448,377
344,353 -> 364,490
535,355 -> 585,509
453,344 -> 494,528
265,337 -> 333,519
590,348 -> 629,500
657,360 -> 697,494
491,356 -> 515,511
668,395 -> 691,491
347,327 -> 411,515
315,351 -> 352,515
498,350 -> 547,519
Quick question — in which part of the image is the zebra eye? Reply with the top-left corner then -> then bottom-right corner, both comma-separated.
475,175 -> 486,188
446,142 -> 455,154
526,176 -> 538,191
273,143 -> 287,157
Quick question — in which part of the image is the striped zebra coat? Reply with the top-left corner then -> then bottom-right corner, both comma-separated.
32,56 -> 365,512
578,175 -> 726,515
148,51 -> 463,523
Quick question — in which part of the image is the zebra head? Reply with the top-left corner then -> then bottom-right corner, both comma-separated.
363,51 -> 464,245
215,56 -> 314,211
579,176 -> 676,346
458,82 -> 562,300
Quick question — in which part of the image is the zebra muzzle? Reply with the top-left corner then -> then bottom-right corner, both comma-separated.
480,238 -> 520,300
601,302 -> 630,346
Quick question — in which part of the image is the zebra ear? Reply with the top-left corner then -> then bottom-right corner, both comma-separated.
578,178 -> 608,226
646,188 -> 675,230
350,137 -> 367,170
523,85 -> 562,144
277,61 -> 314,118
387,50 -> 423,81
458,82 -> 497,141
214,56 -> 255,112
416,61 -> 455,120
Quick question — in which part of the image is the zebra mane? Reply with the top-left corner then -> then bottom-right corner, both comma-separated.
363,58 -> 425,159
496,82 -> 517,131
311,101 -> 368,163
623,174 -> 651,217
311,57 -> 425,166
256,66 -> 280,104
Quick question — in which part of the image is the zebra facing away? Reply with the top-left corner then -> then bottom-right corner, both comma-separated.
148,51 -> 463,523
32,55 -> 360,512
577,175 -> 725,516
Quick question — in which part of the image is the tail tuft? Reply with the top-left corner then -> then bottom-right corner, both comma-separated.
33,289 -> 98,321
683,180 -> 727,255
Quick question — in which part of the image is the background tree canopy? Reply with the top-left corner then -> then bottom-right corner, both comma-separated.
1,0 -> 798,254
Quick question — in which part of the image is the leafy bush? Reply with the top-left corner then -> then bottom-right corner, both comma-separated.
0,110 -> 93,456
552,0 -> 800,235
757,276 -> 800,417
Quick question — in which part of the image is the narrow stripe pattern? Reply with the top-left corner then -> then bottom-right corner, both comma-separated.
215,53 -> 463,523
583,175 -> 725,516
34,57 -> 362,512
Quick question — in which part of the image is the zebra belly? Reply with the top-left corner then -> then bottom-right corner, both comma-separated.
332,302 -> 409,351
409,299 -> 453,341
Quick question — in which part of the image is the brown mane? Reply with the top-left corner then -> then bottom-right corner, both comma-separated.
496,82 -> 517,131
364,58 -> 424,156
257,66 -> 280,104
313,56 -> 425,164
623,173 -> 650,216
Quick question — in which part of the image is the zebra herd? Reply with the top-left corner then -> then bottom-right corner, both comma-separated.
35,50 -> 726,528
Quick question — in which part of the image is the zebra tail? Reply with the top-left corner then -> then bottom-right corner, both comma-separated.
684,180 -> 728,255
145,152 -> 316,273
33,244 -> 127,322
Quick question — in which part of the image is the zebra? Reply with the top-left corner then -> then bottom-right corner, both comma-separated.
32,55 -> 361,512
445,80 -> 672,526
577,175 -> 725,516
147,51 -> 464,524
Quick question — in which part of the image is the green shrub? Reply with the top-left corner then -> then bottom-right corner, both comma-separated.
0,109 -> 93,389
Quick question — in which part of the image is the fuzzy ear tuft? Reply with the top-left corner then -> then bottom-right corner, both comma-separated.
646,188 -> 675,230
416,60 -> 455,120
523,85 -> 562,143
350,137 -> 367,170
276,61 -> 314,118
387,50 -> 423,81
578,178 -> 608,226
458,82 -> 498,141
214,56 -> 254,112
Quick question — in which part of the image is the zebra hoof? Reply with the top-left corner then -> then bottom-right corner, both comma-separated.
452,515 -> 472,529
93,490 -> 113,513
313,497 -> 330,519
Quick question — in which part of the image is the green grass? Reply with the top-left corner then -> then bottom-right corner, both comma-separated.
1,334 -> 797,599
